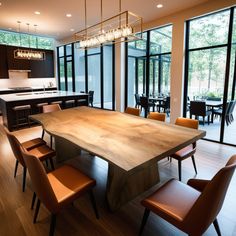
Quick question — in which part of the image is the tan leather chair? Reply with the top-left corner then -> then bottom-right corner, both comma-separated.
170,117 -> 199,181
5,129 -> 56,192
125,107 -> 141,116
42,104 -> 61,147
139,155 -> 236,236
22,150 -> 99,236
147,112 -> 166,122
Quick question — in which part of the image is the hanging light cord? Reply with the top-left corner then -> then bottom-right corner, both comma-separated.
17,21 -> 22,46
34,24 -> 38,49
27,23 -> 31,48
85,0 -> 87,36
100,0 -> 103,32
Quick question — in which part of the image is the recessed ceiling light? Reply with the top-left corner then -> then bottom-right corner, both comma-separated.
8,28 -> 12,30
0,2 -> 2,6
34,11 -> 41,15
70,28 -> 75,32
156,4 -> 163,8
66,14 -> 72,17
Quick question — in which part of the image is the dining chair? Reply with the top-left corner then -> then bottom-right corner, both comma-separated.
134,94 -> 141,108
42,104 -> 61,147
170,117 -> 199,181
22,150 -> 99,236
140,96 -> 155,118
125,107 -> 141,116
139,155 -> 236,236
190,101 -> 212,125
147,112 -> 166,122
157,96 -> 170,116
4,128 -> 56,192
88,90 -> 94,107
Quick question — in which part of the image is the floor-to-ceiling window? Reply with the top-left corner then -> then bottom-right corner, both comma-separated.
126,25 -> 172,112
184,7 -> 236,146
57,43 -> 115,110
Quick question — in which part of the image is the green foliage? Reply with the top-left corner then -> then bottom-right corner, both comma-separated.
0,30 -> 54,49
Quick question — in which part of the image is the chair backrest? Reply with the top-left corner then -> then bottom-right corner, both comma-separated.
184,155 -> 236,235
165,96 -> 170,109
147,112 -> 166,122
125,107 -> 140,116
207,97 -> 221,101
190,101 -> 206,116
22,150 -> 58,213
228,100 -> 236,115
4,128 -> 26,167
140,96 -> 149,108
88,90 -> 94,103
175,117 -> 199,130
135,94 -> 141,104
42,104 -> 61,113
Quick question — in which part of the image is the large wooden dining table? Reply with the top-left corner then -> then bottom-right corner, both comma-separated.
30,106 -> 206,211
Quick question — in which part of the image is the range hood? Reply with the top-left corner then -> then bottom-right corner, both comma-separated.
8,69 -> 31,72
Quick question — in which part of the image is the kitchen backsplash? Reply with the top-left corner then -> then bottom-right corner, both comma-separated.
0,78 -> 57,89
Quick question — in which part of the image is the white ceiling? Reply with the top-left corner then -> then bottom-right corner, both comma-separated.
0,0 -> 209,40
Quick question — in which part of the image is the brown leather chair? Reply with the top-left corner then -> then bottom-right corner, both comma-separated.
125,107 -> 141,116
147,112 -> 166,122
139,155 -> 236,236
42,104 -> 61,147
22,150 -> 99,236
5,129 -> 56,192
170,117 -> 199,181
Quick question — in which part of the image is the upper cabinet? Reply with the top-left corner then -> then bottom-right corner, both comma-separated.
0,45 -> 54,78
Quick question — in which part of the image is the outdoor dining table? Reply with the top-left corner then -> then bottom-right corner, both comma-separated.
30,106 -> 206,211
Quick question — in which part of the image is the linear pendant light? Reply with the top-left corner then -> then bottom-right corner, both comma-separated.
74,0 -> 143,49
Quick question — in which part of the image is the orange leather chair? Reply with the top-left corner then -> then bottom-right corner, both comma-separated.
139,155 -> 236,236
170,117 -> 199,181
5,129 -> 56,192
147,112 -> 166,122
42,104 -> 61,147
22,150 -> 99,236
125,107 -> 141,116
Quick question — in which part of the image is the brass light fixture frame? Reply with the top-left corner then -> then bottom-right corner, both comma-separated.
74,0 -> 143,49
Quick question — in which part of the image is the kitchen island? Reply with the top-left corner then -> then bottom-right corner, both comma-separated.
0,91 -> 88,131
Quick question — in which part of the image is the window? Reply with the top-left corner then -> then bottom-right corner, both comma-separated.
57,43 -> 115,110
184,8 -> 236,146
0,30 -> 54,49
126,25 -> 172,113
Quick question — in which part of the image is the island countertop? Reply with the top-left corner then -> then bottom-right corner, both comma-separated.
0,91 -> 86,102
0,90 -> 89,131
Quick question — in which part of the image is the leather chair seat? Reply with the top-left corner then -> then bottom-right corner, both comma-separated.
171,145 -> 195,161
21,138 -> 46,151
142,179 -> 200,225
27,144 -> 56,162
48,165 -> 96,206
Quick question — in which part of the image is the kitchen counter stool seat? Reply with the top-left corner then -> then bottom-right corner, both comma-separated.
12,104 -> 31,129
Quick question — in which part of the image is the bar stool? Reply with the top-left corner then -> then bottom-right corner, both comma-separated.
12,105 -> 31,129
36,102 -> 48,113
64,100 -> 75,108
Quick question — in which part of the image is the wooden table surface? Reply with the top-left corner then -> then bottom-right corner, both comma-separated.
31,106 -> 206,210
31,106 -> 205,172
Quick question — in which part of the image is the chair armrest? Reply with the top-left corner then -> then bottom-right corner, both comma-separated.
187,179 -> 210,192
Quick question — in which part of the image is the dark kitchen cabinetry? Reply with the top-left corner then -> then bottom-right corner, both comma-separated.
0,45 -> 54,78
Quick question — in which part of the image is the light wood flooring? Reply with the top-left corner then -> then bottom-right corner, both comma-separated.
0,122 -> 236,236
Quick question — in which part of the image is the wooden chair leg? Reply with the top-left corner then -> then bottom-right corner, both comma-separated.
14,160 -> 19,178
22,167 -> 27,192
49,214 -> 57,236
139,208 -> 150,236
33,199 -> 41,223
50,135 -> 53,148
89,190 -> 99,219
213,218 -> 222,236
191,155 -> 197,174
178,160 -> 182,181
41,129 -> 45,139
49,158 -> 55,170
31,192 -> 36,210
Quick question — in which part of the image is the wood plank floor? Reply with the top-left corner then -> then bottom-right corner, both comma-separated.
0,122 -> 236,236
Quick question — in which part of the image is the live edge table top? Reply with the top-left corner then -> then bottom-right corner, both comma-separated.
30,106 -> 206,172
